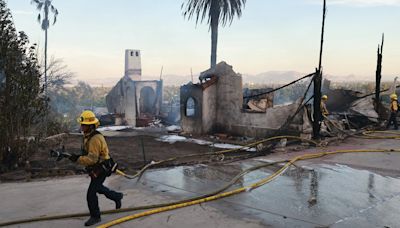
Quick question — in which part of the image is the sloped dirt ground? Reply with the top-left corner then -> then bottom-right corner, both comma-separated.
0,133 -> 259,182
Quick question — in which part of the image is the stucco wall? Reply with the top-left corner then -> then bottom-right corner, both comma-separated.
124,82 -> 136,125
180,84 -> 203,135
106,77 -> 137,126
241,103 -> 300,129
106,77 -> 162,126
180,62 -> 308,137
215,66 -> 243,131
105,80 -> 122,114
202,83 -> 217,133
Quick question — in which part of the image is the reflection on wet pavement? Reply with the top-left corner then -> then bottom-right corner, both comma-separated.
140,161 -> 400,227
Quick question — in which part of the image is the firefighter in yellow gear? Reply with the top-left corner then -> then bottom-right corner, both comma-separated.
320,95 -> 329,116
386,94 -> 398,130
69,110 -> 123,226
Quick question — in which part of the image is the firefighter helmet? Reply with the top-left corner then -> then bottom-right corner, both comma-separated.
77,110 -> 100,126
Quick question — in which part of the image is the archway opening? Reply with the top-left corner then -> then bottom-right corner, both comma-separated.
185,97 -> 196,117
139,86 -> 156,115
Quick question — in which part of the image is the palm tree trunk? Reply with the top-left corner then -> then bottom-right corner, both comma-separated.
210,22 -> 218,68
210,4 -> 219,68
44,28 -> 48,94
44,27 -> 48,136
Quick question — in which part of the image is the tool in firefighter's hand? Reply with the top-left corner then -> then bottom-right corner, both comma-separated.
49,147 -> 72,161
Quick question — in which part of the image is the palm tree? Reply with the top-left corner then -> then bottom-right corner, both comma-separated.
182,0 -> 246,68
31,0 -> 58,94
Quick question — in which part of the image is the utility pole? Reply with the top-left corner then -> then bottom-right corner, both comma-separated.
375,33 -> 384,114
159,66 -> 163,80
191,68 -> 194,83
312,0 -> 326,139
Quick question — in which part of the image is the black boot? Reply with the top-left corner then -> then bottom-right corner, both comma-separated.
84,217 -> 101,226
115,193 -> 123,209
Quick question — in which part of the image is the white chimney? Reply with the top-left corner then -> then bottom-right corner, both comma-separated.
124,49 -> 142,81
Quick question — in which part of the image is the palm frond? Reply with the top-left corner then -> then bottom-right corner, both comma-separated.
31,0 -> 41,5
182,0 -> 246,27
51,6 -> 58,25
53,14 -> 57,25
36,2 -> 44,11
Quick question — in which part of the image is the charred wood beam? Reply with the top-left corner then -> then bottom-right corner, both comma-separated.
375,33 -> 384,114
243,72 -> 315,99
312,69 -> 322,139
243,73 -> 315,99
313,0 -> 326,139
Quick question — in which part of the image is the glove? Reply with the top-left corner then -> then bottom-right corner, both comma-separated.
69,153 -> 80,162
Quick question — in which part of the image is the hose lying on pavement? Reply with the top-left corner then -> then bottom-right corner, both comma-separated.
0,135 -> 316,227
97,148 -> 400,228
0,134 -> 396,227
0,160 -> 287,227
361,130 -> 400,139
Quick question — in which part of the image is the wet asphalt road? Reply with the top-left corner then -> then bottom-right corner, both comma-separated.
132,161 -> 400,228
1,136 -> 400,227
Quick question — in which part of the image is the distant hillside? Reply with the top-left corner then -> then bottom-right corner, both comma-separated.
78,71 -> 394,87
242,71 -> 305,84
150,74 -> 194,85
157,71 -> 309,85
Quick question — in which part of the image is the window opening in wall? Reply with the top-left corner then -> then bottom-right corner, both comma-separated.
131,51 -> 134,56
136,51 -> 139,57
186,97 -> 195,117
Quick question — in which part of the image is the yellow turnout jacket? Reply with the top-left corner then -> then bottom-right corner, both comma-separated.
390,100 -> 398,113
320,100 -> 329,116
78,131 -> 110,167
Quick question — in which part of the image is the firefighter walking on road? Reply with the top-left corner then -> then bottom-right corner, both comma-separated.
69,110 -> 123,226
386,94 -> 399,130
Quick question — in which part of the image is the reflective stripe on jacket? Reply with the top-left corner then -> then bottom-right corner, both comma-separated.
78,132 -> 110,167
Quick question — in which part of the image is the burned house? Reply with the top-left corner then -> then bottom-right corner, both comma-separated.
180,62 -> 311,138
106,50 -> 163,126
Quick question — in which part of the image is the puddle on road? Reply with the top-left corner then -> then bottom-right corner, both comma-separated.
142,162 -> 400,227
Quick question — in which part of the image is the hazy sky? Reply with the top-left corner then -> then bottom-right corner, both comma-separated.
6,0 -> 400,85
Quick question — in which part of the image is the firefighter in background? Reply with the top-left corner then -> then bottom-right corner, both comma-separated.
321,95 -> 329,117
386,94 -> 398,130
69,110 -> 123,226
319,95 -> 331,136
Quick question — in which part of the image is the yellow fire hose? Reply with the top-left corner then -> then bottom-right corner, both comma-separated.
0,135 -> 316,227
0,160 -> 287,227
97,148 -> 400,228
115,131 -> 398,180
0,133 -> 397,227
361,130 -> 400,139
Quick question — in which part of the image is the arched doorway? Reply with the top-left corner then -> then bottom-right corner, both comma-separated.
139,86 -> 156,115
